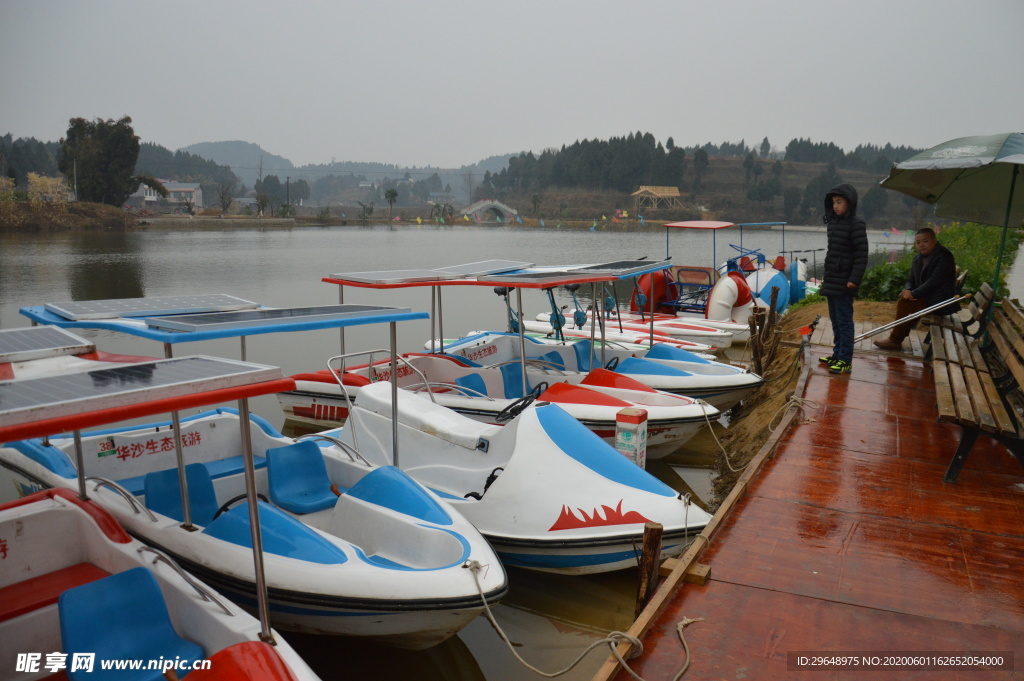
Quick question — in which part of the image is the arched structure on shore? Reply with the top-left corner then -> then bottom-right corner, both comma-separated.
461,199 -> 519,223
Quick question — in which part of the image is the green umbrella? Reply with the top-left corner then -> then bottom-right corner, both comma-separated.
880,132 -> 1024,289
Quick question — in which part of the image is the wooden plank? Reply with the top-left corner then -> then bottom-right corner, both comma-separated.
967,338 -> 987,371
988,325 -> 1024,388
811,318 -> 829,346
964,368 -> 997,432
981,281 -> 994,300
932,361 -> 958,422
954,333 -> 975,369
950,315 -> 965,334
979,371 -> 1016,436
947,363 -> 977,426
1002,297 -> 1024,332
942,327 -> 961,364
929,325 -> 947,361
909,331 -> 924,358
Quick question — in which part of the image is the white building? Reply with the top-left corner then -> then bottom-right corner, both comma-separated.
127,179 -> 203,211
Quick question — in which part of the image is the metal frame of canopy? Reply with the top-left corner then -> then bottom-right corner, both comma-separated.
0,355 -> 298,645
663,220 -> 788,265
20,297 -> 430,470
322,260 -> 674,398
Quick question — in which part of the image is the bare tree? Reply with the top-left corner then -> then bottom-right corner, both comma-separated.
218,178 -> 237,213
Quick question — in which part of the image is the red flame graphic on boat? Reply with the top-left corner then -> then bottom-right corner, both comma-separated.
548,500 -> 651,531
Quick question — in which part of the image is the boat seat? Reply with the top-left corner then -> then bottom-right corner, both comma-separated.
202,501 -> 348,564
536,350 -> 565,370
0,563 -> 110,624
143,463 -> 219,526
455,372 -> 489,397
499,363 -> 532,399
59,567 -> 206,681
119,455 -> 267,496
266,441 -> 338,515
572,340 -> 594,371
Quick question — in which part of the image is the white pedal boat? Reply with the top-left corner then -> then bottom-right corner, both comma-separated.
0,488 -> 320,681
323,382 -> 712,574
0,357 -> 507,650
532,312 -> 733,347
511,322 -> 717,356
427,332 -> 763,411
280,355 -> 718,458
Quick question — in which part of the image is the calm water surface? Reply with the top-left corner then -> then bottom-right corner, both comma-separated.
1,223 -> 831,680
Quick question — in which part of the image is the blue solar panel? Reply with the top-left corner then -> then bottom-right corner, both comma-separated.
144,304 -> 415,332
44,294 -> 258,321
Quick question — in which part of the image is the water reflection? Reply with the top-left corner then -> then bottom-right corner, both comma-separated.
68,231 -> 145,301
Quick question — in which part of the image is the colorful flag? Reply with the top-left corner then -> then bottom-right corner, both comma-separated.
463,214 -> 469,221
416,217 -> 422,224
497,215 -> 503,223
540,219 -> 545,227
393,216 -> 400,221
639,215 -> 645,226
592,220 -> 597,228
556,222 -> 562,228
891,226 -> 900,235
882,229 -> 890,237
602,215 -> 607,220
612,217 -> 619,223
516,215 -> 522,224
623,210 -> 629,218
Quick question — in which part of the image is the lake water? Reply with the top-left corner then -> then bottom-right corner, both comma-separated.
0,221 -> 929,680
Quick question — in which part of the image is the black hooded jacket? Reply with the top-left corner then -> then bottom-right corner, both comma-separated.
820,183 -> 869,297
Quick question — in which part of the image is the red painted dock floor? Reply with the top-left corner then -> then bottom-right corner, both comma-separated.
614,350 -> 1024,680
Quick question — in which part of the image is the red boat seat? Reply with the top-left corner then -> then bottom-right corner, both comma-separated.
0,562 -> 110,623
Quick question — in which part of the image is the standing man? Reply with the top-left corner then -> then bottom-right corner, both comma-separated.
873,228 -> 958,351
819,184 -> 869,375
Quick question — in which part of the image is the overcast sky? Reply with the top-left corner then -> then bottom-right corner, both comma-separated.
2,0 -> 1021,168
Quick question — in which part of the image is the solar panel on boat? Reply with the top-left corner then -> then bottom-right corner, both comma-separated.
433,260 -> 533,276
573,260 -> 670,276
144,304 -> 415,332
326,269 -> 463,284
0,327 -> 95,363
476,271 -> 614,285
0,356 -> 282,428
44,294 -> 259,321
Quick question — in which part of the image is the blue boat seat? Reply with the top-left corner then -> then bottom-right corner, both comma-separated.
499,363 -> 532,399
266,441 -> 338,514
144,463 -> 219,526
202,501 -> 348,564
536,350 -> 565,370
572,340 -> 594,371
455,373 -> 488,397
59,567 -> 205,681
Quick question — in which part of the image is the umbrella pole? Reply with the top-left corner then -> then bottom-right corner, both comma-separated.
991,164 -> 1020,293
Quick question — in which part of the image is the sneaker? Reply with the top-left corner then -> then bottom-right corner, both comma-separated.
828,359 -> 852,374
818,355 -> 836,365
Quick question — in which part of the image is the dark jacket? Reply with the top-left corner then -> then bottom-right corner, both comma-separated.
820,183 -> 869,297
907,242 -> 960,314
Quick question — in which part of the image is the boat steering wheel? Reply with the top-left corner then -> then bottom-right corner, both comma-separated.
494,382 -> 548,423
212,493 -> 270,521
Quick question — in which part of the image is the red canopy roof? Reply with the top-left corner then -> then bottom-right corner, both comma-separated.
663,220 -> 735,230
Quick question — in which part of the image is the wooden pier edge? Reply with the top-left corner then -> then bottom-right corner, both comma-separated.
589,342 -> 813,681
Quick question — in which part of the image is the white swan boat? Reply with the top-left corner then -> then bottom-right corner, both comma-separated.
0,488 -> 320,681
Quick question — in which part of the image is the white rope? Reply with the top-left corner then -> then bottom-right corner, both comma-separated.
463,560 -> 650,680
768,396 -> 820,433
698,402 -> 748,474
671,617 -> 705,681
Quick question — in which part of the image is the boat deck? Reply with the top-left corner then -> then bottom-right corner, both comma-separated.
607,333 -> 1024,680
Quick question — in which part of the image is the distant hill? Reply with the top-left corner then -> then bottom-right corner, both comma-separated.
180,141 -> 293,187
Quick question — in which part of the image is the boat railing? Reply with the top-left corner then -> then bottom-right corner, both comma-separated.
86,476 -> 158,522
298,433 -> 373,467
405,380 -> 497,401
490,359 -> 571,376
137,545 -> 234,615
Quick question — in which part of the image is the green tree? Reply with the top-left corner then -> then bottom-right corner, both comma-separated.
783,187 -> 802,223
58,116 -> 142,206
760,137 -> 771,158
384,188 -> 398,218
691,149 -> 709,195
530,193 -> 542,215
743,152 -> 755,188
860,185 -> 889,221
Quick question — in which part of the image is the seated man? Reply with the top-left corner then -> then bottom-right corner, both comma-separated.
873,227 -> 959,351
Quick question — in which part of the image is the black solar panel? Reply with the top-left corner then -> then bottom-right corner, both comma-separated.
476,271 -> 613,285
44,294 -> 258,321
0,356 -> 281,428
327,269 -> 462,284
0,327 -> 94,363
144,304 -> 414,332
573,260 -> 669,276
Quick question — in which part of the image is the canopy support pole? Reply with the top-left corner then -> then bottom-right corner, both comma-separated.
238,396 -> 274,644
74,430 -> 86,501
390,321 -> 400,467
992,164 -> 1020,293
516,288 -> 529,397
338,286 -> 346,357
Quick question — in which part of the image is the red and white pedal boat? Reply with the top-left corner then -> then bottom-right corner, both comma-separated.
280,355 -> 718,459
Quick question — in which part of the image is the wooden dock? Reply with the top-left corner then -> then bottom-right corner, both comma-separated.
598,334 -> 1024,680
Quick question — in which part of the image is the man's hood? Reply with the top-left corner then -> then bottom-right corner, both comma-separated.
824,183 -> 859,221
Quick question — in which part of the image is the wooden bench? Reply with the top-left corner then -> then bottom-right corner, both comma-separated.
922,282 -> 995,365
936,294 -> 1024,482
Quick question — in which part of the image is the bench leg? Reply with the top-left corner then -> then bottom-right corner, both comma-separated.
944,427 -> 980,484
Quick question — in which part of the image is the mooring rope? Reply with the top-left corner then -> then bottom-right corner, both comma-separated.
698,402 -> 748,473
672,617 -> 705,681
768,396 -> 820,433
